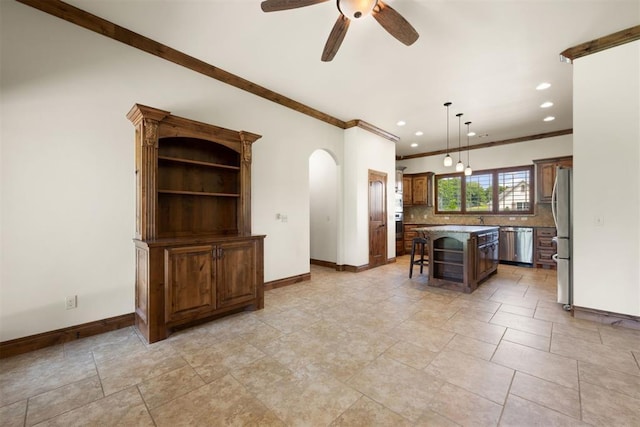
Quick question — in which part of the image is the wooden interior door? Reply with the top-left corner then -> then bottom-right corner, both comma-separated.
369,170 -> 387,268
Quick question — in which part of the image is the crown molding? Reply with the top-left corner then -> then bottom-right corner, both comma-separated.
344,120 -> 400,142
560,25 -> 640,62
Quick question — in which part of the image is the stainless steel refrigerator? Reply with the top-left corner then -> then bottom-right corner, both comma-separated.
551,166 -> 572,310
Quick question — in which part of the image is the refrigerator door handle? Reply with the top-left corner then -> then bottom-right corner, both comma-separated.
552,253 -> 558,262
551,174 -> 558,228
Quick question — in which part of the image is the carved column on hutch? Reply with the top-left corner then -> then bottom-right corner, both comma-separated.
126,105 -> 170,240
239,132 -> 259,235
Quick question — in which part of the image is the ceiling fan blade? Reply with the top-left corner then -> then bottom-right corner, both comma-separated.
321,15 -> 350,62
372,0 -> 419,46
261,0 -> 329,12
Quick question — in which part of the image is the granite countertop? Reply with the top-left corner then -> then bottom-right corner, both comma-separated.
414,225 -> 500,233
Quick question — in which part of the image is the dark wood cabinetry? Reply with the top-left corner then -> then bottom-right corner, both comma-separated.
419,226 -> 499,293
533,156 -> 572,203
403,173 -> 434,206
403,224 -> 421,254
164,245 -> 216,324
402,176 -> 412,206
535,227 -> 557,269
476,231 -> 500,281
128,104 -> 265,343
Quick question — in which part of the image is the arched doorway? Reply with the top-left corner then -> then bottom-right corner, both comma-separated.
309,149 -> 339,267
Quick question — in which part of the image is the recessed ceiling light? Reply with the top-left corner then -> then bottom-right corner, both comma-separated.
415,131 -> 423,136
536,82 -> 551,90
396,120 -> 406,126
410,143 -> 418,148
467,131 -> 476,137
543,116 -> 555,122
540,101 -> 554,108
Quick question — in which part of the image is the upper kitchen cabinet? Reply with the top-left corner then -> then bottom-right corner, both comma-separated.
403,173 -> 434,206
533,156 -> 573,203
402,176 -> 412,206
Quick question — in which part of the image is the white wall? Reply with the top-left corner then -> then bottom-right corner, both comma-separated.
397,134 -> 573,174
573,41 -> 640,316
309,150 -> 338,263
342,127 -> 397,266
1,1 -> 394,341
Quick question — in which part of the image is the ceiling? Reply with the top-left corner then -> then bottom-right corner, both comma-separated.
63,0 -> 639,157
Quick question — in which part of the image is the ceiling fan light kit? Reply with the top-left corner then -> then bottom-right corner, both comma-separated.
338,0 -> 377,19
260,0 -> 419,61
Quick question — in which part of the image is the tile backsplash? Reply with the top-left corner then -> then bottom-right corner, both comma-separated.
404,203 -> 555,227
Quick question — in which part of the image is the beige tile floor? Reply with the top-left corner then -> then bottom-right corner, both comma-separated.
2,258 -> 640,426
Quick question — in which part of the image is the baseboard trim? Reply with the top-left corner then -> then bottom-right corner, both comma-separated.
573,305 -> 640,331
310,259 -> 337,269
0,313 -> 135,359
337,257 -> 396,272
311,258 -> 397,272
264,272 -> 311,291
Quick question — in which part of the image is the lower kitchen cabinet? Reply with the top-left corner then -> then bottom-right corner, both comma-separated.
476,233 -> 499,281
135,235 -> 264,343
403,224 -> 419,253
535,227 -> 557,269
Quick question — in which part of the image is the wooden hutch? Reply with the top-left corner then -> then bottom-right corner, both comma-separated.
127,104 -> 265,343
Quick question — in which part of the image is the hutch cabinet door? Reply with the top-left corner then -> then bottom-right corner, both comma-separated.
164,245 -> 216,323
216,240 -> 257,308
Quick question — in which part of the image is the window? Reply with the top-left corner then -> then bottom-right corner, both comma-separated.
435,165 -> 534,214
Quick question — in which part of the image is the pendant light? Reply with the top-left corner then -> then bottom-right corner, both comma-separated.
455,113 -> 464,172
443,102 -> 453,167
464,121 -> 473,176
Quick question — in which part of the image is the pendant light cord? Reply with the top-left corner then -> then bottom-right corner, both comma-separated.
456,113 -> 463,161
444,102 -> 451,154
466,121 -> 471,164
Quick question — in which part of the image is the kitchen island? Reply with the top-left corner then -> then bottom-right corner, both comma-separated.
415,225 -> 499,293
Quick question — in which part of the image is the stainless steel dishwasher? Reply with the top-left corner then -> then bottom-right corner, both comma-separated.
499,227 -> 534,265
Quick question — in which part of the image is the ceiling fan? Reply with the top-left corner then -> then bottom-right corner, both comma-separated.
261,0 -> 419,62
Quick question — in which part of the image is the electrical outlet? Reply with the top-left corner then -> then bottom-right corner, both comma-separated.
65,295 -> 77,310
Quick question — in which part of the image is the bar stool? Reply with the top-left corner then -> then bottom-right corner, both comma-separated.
409,236 -> 428,278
